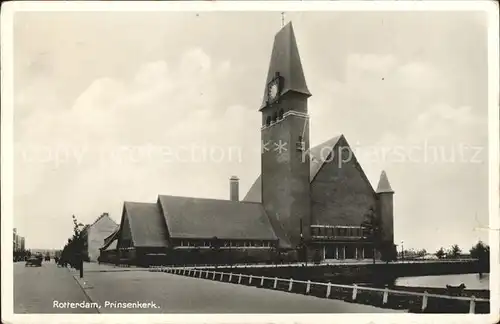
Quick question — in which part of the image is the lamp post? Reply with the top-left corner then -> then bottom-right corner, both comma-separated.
400,240 -> 404,262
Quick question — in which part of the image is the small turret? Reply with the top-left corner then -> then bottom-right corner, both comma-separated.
376,170 -> 394,244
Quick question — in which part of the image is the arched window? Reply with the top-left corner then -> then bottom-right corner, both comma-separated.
278,109 -> 284,120
266,116 -> 271,126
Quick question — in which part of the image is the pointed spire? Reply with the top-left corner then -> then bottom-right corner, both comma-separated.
376,170 -> 394,194
260,22 -> 311,110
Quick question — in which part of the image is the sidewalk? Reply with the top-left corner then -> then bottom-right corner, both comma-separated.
70,262 -> 148,273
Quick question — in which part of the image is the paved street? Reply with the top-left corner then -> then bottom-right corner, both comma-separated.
76,264 -> 404,313
14,261 -> 403,313
14,260 -> 98,313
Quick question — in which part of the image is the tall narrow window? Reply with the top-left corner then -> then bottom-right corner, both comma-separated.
296,135 -> 305,151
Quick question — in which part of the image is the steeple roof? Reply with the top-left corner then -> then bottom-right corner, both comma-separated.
260,22 -> 311,110
376,170 -> 394,193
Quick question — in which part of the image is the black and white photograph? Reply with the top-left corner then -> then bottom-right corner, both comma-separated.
2,1 -> 499,323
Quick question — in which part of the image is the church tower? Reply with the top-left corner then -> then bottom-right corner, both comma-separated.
260,22 -> 312,248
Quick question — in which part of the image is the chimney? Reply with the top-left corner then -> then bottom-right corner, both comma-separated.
230,176 -> 240,201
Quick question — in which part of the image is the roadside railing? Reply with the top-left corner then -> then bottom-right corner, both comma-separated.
149,265 -> 489,314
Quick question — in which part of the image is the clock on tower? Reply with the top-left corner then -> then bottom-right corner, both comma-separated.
266,73 -> 282,105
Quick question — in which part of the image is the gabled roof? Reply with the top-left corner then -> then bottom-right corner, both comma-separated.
260,22 -> 311,110
101,229 -> 120,250
157,195 -> 278,241
243,135 -> 343,202
376,170 -> 394,193
91,213 -> 117,228
104,239 -> 117,251
123,202 -> 168,248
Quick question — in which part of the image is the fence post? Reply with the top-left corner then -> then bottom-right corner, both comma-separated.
212,271 -> 216,280
229,273 -> 233,282
288,278 -> 294,291
249,275 -> 253,284
220,272 -> 224,281
326,282 -> 331,298
352,284 -> 358,301
206,270 -> 209,278
306,280 -> 311,294
382,288 -> 389,305
273,277 -> 278,289
238,274 -> 242,284
199,270 -> 202,278
469,296 -> 476,314
421,291 -> 428,312
260,276 -> 265,286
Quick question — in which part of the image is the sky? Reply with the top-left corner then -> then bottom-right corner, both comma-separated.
12,10 -> 490,252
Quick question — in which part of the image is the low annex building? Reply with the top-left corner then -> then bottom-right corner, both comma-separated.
100,22 -> 396,266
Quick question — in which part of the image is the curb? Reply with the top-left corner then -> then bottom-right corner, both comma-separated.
71,275 -> 101,314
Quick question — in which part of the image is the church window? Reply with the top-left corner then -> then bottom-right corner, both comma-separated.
278,109 -> 284,120
266,116 -> 271,126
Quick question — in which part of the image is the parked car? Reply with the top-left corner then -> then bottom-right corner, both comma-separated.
25,256 -> 42,267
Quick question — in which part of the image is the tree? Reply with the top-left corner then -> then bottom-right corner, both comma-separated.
60,215 -> 86,277
416,249 -> 427,257
361,207 -> 383,264
470,241 -> 490,270
435,247 -> 445,259
449,244 -> 461,258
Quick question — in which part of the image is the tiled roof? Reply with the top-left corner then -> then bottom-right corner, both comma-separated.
158,195 -> 278,241
124,202 -> 169,248
243,135 -> 343,203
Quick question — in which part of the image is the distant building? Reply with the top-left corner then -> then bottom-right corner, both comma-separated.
81,213 -> 118,262
13,228 -> 26,252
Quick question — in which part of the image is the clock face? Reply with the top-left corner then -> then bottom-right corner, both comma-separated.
269,83 -> 279,101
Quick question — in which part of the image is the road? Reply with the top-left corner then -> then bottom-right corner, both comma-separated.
14,261 -> 403,314
13,260 -> 98,314
76,264 -> 403,313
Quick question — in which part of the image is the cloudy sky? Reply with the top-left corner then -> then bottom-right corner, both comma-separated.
12,10 -> 490,252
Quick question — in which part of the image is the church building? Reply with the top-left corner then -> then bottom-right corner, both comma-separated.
100,22 -> 396,266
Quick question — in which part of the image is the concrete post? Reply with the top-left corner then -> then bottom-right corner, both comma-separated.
229,273 -> 233,282
220,273 -> 224,281
326,282 -> 331,298
249,275 -> 253,284
273,277 -> 278,289
421,291 -> 428,312
469,296 -> 476,314
206,270 -> 209,278
288,279 -> 294,291
260,276 -> 265,286
212,271 -> 216,280
238,274 -> 242,284
382,288 -> 389,305
306,280 -> 311,294
352,284 -> 358,301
